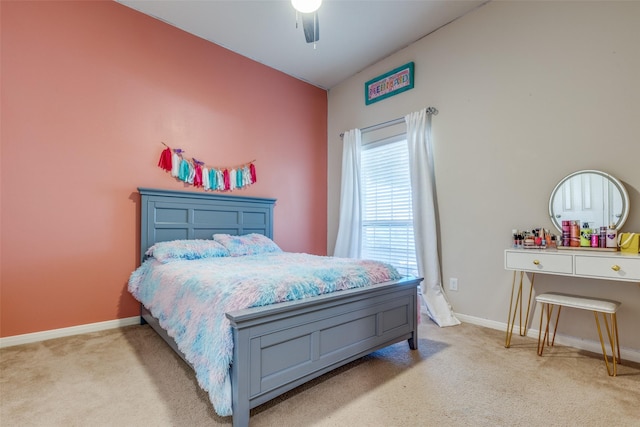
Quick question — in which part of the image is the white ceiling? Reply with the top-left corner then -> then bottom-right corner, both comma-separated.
117,0 -> 487,90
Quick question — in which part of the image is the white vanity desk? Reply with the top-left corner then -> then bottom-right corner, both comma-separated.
503,169 -> 637,348
503,248 -> 640,347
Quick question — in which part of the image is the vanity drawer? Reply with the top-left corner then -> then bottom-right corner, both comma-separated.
575,255 -> 640,282
505,251 -> 573,274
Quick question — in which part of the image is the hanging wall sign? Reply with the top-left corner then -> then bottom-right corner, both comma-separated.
365,62 -> 414,105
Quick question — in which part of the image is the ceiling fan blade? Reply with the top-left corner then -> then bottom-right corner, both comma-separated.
301,12 -> 319,43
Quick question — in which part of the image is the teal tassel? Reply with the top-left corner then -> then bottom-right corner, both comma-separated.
236,168 -> 243,188
210,169 -> 217,190
178,159 -> 190,181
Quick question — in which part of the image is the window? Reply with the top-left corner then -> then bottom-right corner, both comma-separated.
361,135 -> 418,277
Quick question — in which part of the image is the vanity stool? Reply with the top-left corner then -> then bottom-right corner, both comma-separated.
536,292 -> 621,376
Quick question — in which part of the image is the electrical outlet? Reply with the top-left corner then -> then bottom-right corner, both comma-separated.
449,278 -> 458,291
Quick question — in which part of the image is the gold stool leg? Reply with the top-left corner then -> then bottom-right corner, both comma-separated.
550,306 -> 561,347
537,303 -> 561,356
537,303 -> 547,355
606,313 -> 620,375
594,312 -> 619,377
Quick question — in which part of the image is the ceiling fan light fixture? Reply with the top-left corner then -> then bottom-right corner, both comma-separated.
291,0 -> 322,14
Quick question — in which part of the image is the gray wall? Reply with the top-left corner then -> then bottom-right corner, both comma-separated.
328,1 -> 640,356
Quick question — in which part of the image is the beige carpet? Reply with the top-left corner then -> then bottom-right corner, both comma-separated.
1,321 -> 639,426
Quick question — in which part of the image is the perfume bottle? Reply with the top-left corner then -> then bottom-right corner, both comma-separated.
570,221 -> 580,247
606,224 -> 618,248
562,220 -> 571,247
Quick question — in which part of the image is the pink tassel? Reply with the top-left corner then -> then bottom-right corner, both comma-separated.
249,163 -> 257,183
193,164 -> 203,187
223,169 -> 230,191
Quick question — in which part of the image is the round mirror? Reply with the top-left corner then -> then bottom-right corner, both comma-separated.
549,170 -> 629,233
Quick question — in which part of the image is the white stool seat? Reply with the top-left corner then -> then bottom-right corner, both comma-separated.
535,292 -> 621,314
535,292 -> 622,376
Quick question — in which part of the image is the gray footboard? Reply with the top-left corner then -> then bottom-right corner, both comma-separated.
226,276 -> 420,427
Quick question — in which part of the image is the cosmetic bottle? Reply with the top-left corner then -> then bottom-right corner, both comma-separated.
606,224 -> 618,248
580,222 -> 591,247
599,226 -> 607,248
570,221 -> 580,247
562,220 -> 571,247
535,228 -> 543,246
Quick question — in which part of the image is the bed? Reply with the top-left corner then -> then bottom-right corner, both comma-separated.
132,187 -> 421,427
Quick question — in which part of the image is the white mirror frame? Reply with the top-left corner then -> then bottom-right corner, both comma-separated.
548,170 -> 630,233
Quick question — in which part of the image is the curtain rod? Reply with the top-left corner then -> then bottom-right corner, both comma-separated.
339,106 -> 438,137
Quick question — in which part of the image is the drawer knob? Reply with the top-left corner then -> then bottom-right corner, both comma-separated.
533,259 -> 540,265
611,264 -> 621,272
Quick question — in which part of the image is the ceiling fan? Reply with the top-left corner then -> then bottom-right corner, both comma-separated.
291,0 -> 321,44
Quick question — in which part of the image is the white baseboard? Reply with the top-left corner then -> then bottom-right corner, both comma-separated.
455,313 -> 640,364
5,314 -> 639,365
0,317 -> 141,348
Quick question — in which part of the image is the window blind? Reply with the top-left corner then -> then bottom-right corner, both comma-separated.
361,137 -> 418,277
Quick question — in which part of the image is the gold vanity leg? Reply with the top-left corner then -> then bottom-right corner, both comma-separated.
521,273 -> 535,337
505,271 -> 521,348
505,271 -> 534,348
613,313 -> 621,365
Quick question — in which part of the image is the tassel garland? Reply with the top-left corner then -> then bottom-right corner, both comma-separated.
157,143 -> 257,192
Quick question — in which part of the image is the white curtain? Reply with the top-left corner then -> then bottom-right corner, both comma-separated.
334,129 -> 362,258
405,109 -> 460,327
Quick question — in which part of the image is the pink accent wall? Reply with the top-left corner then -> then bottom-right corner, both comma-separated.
0,1 -> 328,337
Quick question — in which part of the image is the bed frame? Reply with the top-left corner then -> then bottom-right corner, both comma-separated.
137,187 -> 421,427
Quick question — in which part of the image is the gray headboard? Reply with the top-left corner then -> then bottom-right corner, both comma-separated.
138,188 -> 276,262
